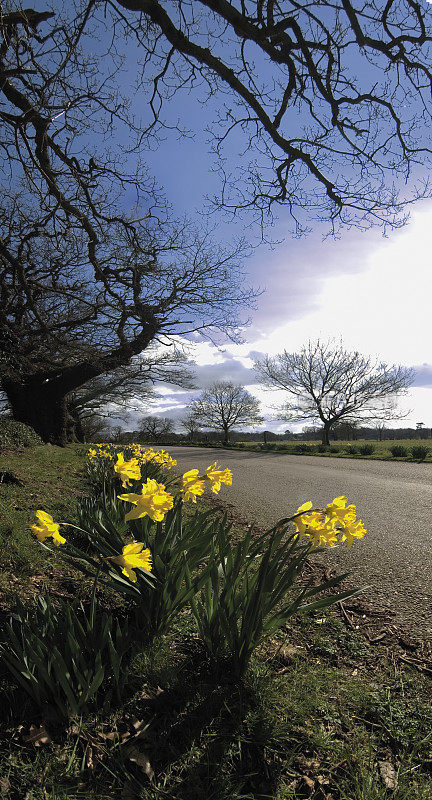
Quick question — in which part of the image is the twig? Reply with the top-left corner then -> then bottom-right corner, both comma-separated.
339,601 -> 355,629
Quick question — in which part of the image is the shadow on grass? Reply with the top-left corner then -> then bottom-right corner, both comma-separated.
125,646 -> 285,800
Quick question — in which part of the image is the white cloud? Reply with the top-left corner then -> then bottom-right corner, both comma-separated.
125,207 -> 432,431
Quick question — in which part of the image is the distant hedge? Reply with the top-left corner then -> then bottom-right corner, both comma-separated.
0,418 -> 43,450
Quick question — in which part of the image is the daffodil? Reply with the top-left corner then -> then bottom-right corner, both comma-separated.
205,462 -> 233,494
326,495 -> 357,522
340,517 -> 366,547
181,469 -> 206,502
118,478 -> 174,522
110,542 -> 152,582
293,501 -> 314,537
293,496 -> 366,548
31,510 -> 66,546
114,452 -> 141,488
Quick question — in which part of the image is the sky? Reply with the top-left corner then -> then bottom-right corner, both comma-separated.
108,9 -> 432,435
120,202 -> 432,433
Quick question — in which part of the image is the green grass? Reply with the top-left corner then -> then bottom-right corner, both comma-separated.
0,444 -> 86,580
216,438 -> 432,462
1,614 -> 431,799
0,443 -> 431,799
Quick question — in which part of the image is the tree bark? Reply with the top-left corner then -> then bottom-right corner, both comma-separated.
322,422 -> 331,446
3,377 -> 69,446
2,323 -> 158,446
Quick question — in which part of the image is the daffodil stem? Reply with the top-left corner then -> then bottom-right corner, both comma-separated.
90,563 -> 102,629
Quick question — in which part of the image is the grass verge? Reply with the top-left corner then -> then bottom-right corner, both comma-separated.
0,444 -> 86,583
1,612 -> 431,799
0,444 -> 431,799
180,438 -> 432,463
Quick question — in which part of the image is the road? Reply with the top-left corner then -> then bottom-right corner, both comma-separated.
167,446 -> 432,636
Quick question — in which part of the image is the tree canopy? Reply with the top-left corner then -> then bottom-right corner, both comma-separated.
114,0 -> 432,231
2,2 -> 431,442
0,7 -> 254,444
254,340 -> 413,444
190,381 -> 263,443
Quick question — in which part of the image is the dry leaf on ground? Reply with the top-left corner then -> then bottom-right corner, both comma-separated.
23,724 -> 52,747
378,760 -> 398,790
125,744 -> 155,782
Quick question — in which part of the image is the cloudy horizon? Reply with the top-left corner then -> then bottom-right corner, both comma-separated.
108,204 -> 432,434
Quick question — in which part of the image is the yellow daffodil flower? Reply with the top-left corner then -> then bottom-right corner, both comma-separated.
181,469 -> 206,502
110,542 -> 152,582
114,452 -> 141,488
325,495 -> 357,522
205,462 -> 233,494
118,478 -> 174,522
340,518 -> 366,547
293,496 -> 366,549
31,510 -> 66,546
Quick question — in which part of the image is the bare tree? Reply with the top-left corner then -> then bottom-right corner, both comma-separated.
180,411 -> 202,442
0,9 -> 254,445
114,0 -> 432,231
254,340 -> 413,445
190,381 -> 263,445
67,348 -> 194,441
138,416 -> 174,443
375,422 -> 387,442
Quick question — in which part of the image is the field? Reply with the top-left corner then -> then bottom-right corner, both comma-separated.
229,438 -> 432,461
0,444 -> 431,799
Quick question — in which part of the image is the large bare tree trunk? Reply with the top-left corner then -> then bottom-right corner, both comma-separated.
3,377 -> 69,446
322,422 -> 331,446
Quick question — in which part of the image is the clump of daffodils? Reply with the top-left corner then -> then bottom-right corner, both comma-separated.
30,450 -> 234,584
88,445 -> 113,461
293,495 -> 366,548
88,444 -> 177,471
31,447 -> 365,590
179,461 -> 232,503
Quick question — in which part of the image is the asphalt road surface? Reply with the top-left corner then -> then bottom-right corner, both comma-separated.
168,447 -> 432,637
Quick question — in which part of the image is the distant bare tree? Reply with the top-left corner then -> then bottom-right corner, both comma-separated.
180,411 -> 201,442
138,416 -> 174,444
375,422 -> 387,442
190,382 -> 263,445
255,340 -> 413,445
416,421 -> 428,439
110,426 -> 125,443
